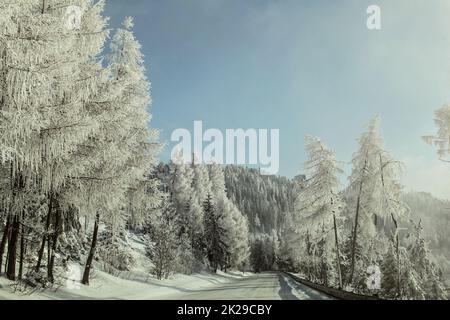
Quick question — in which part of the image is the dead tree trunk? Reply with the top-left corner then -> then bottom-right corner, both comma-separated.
82,213 -> 100,285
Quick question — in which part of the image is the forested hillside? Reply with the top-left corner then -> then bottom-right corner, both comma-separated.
223,166 -> 301,234
403,192 -> 450,281
223,165 -> 450,290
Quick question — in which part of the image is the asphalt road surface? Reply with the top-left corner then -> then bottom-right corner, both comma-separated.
166,272 -> 332,300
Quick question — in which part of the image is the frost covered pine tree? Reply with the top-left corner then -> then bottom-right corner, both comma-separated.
168,156 -> 197,271
294,135 -> 345,287
208,162 -> 249,271
170,157 -> 194,232
0,1 -> 159,286
424,105 -> 450,161
346,117 -> 382,286
381,240 -> 424,299
38,0 -> 110,283
0,0 -> 109,281
74,16 -> 160,285
345,116 -> 408,289
277,210 -> 301,270
407,221 -> 447,299
150,197 -> 178,280
189,161 -> 212,260
249,231 -> 279,272
203,193 -> 228,273
220,196 -> 249,271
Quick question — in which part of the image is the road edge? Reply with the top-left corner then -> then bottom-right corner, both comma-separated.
283,272 -> 382,300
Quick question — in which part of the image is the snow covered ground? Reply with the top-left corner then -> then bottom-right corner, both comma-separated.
0,270 -> 331,300
0,233 -> 259,300
0,231 -> 332,300
0,268 -> 254,300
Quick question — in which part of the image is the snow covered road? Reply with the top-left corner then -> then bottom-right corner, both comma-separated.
163,272 -> 332,300
0,270 -> 332,300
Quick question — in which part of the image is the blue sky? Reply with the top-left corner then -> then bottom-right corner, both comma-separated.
104,0 -> 450,199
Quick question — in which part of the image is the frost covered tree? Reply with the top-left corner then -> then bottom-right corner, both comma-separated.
424,105 -> 450,161
224,165 -> 296,235
345,116 -> 408,288
407,221 -> 447,299
381,241 -> 424,299
346,117 -> 383,286
39,0 -> 110,283
170,159 -> 194,232
208,163 -> 249,271
222,165 -> 298,272
189,162 -> 212,260
249,231 -> 279,272
168,158 -> 197,271
149,198 -> 178,280
220,197 -> 249,270
0,0 -> 109,281
277,211 -> 300,270
192,158 -> 212,204
203,193 -> 228,273
153,161 -> 249,274
78,17 -> 159,285
209,162 -> 226,198
294,136 -> 344,288
0,1 -> 160,286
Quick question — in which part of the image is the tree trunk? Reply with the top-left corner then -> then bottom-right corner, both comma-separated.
42,0 -> 48,14
4,163 -> 15,274
18,220 -> 25,281
47,233 -> 51,273
4,236 -> 9,273
35,194 -> 53,272
348,156 -> 368,286
48,207 -> 61,282
0,214 -> 11,270
82,213 -> 100,285
380,153 -> 402,298
6,215 -> 20,280
395,233 -> 400,297
390,212 -> 401,298
333,213 -> 343,289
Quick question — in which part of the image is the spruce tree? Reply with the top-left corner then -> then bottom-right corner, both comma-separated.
203,193 -> 228,273
294,135 -> 344,287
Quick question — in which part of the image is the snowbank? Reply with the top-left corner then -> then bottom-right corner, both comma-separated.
0,269 -> 252,300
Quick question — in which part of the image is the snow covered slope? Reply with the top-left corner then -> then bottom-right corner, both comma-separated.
0,268 -> 252,300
